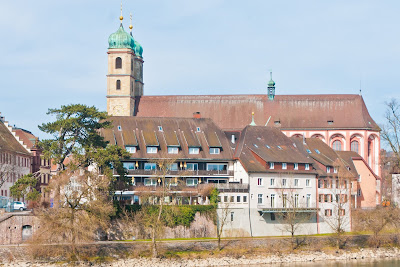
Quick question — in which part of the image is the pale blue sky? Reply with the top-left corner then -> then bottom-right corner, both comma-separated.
0,1 -> 399,138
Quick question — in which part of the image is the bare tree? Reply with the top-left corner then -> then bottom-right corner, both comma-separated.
324,160 -> 353,249
0,151 -> 18,190
381,99 -> 400,170
31,169 -> 114,260
215,199 -> 231,251
276,176 -> 312,249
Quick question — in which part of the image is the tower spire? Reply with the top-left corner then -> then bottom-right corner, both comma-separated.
129,13 -> 133,36
250,112 -> 257,126
119,0 -> 123,23
267,69 -> 276,101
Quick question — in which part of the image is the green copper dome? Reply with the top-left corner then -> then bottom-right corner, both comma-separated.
134,40 -> 143,58
268,79 -> 275,86
108,24 -> 134,49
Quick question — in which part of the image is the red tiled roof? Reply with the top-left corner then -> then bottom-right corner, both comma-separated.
134,94 -> 379,131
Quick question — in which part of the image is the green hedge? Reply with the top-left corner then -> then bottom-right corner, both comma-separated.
114,203 -> 216,227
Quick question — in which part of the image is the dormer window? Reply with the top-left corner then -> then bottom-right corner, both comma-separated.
327,120 -> 334,125
265,145 -> 271,149
125,146 -> 136,153
146,146 -> 158,154
305,163 -> 310,170
327,166 -> 331,173
210,147 -> 220,154
269,162 -> 274,169
277,145 -> 282,150
168,147 -> 179,154
333,167 -> 338,173
196,127 -> 201,132
306,149 -> 312,154
282,163 -> 287,170
253,144 -> 258,148
158,126 -> 163,132
117,126 -> 122,131
189,147 -> 200,154
315,149 -> 321,154
294,163 -> 298,170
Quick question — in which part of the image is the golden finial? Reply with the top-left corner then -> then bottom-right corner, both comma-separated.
119,1 -> 123,21
252,112 -> 254,115
129,13 -> 133,30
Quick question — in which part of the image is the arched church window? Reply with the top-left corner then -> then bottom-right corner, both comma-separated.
332,140 -> 342,151
115,57 -> 122,69
116,80 -> 121,90
131,59 -> 133,71
351,140 -> 359,154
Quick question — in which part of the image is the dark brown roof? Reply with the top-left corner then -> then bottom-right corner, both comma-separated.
134,94 -> 379,131
235,126 -> 314,173
100,117 -> 233,160
13,128 -> 38,149
0,122 -> 31,156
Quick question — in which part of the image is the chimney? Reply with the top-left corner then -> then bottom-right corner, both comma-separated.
231,134 -> 235,144
193,112 -> 201,119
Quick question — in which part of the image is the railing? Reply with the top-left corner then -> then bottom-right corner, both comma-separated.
125,182 -> 249,193
202,183 -> 249,193
119,169 -> 234,176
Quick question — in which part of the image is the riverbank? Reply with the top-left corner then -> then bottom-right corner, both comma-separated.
1,247 -> 400,266
1,235 -> 400,266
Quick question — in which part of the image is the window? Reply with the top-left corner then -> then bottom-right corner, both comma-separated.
270,213 -> 275,221
339,209 -> 345,216
253,144 -> 258,148
319,194 -> 323,202
327,166 -> 331,173
318,179 -> 322,188
325,209 -> 332,217
189,147 -> 200,154
270,178 -> 275,186
332,140 -> 342,151
277,145 -> 282,150
167,163 -> 178,171
357,189 -> 361,196
258,194 -> 263,204
224,196 -> 228,202
306,149 -> 312,154
306,179 -> 310,187
230,196 -> 234,202
257,178 -> 263,186
305,164 -> 310,170
210,147 -> 220,154
294,194 -> 299,207
294,163 -> 298,170
131,59 -> 133,71
315,149 -> 321,154
333,167 -> 338,173
283,194 -> 287,207
207,164 -> 227,172
166,178 -> 178,186
306,194 -> 311,208
123,162 -> 135,170
144,163 -> 156,170
282,179 -> 287,186
294,179 -> 299,187
116,80 -> 121,90
196,127 -> 201,132
186,163 -> 198,171
282,163 -> 287,170
125,146 -> 136,153
237,196 -> 241,202
146,146 -> 158,153
351,140 -> 359,153
115,57 -> 122,69
144,178 -> 157,186
186,178 -> 198,186
270,194 -> 275,207
243,196 -> 247,202
231,212 -> 234,222
358,175 -> 361,182
269,162 -> 274,169
167,147 -> 179,154
158,126 -> 163,131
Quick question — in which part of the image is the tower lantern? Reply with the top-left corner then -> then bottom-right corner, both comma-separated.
267,71 -> 275,101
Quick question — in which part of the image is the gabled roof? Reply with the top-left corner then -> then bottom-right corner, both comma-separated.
235,126 -> 314,173
0,121 -> 31,156
134,94 -> 379,131
100,117 -> 233,160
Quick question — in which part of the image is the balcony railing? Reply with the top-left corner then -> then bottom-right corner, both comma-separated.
118,169 -> 234,176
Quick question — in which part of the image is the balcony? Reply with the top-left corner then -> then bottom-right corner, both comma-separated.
201,183 -> 249,193
119,169 -> 234,177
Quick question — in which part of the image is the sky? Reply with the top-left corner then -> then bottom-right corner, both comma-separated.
0,0 -> 399,139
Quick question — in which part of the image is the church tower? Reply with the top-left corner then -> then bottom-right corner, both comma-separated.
267,71 -> 275,101
107,9 -> 144,116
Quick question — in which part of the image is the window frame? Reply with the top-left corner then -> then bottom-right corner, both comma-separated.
209,147 -> 221,154
282,162 -> 287,170
146,146 -> 158,154
167,147 -> 179,154
188,147 -> 200,154
125,146 -> 137,154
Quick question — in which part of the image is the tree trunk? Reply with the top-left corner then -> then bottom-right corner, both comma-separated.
151,227 -> 157,258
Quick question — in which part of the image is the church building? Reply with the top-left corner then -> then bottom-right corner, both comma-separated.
105,15 -> 381,176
